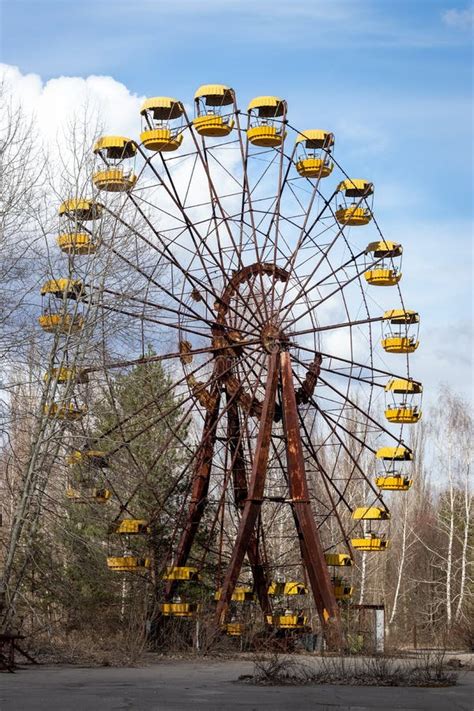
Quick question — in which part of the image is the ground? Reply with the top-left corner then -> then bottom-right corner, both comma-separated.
1,659 -> 473,711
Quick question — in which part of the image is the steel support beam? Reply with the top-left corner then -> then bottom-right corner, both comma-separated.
215,352 -> 279,623
280,351 -> 344,651
227,396 -> 272,615
165,363 -> 223,600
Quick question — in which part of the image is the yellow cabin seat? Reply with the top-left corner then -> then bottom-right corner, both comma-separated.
365,268 -> 402,286
44,367 -> 88,385
247,125 -> 286,147
193,114 -> 234,137
140,128 -> 183,152
225,622 -> 244,637
163,566 -> 199,581
38,313 -> 84,334
109,519 -> 150,535
336,206 -> 372,226
325,553 -> 352,567
266,614 -> 308,629
57,233 -> 97,254
333,582 -> 353,601
41,278 -> 84,300
385,406 -> 422,424
66,487 -> 111,503
375,474 -> 413,491
352,537 -> 388,552
296,157 -> 333,178
67,450 -> 108,467
92,168 -> 137,193
215,587 -> 255,602
376,446 -> 413,461
381,336 -> 419,354
161,602 -> 200,617
268,581 -> 307,596
44,402 -> 87,420
58,199 -> 102,221
352,506 -> 390,521
107,556 -> 151,572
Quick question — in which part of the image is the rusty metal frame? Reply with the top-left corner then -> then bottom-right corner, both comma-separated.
280,351 -> 343,650
215,352 -> 279,622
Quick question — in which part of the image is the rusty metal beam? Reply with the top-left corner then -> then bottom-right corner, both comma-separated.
164,363 -> 223,600
226,396 -> 272,615
215,352 -> 279,623
280,351 -> 344,651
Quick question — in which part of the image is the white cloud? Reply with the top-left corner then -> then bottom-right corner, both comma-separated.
442,4 -> 474,29
0,64 -> 144,150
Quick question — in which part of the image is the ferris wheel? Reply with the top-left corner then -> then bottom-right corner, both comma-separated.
39,84 -> 422,650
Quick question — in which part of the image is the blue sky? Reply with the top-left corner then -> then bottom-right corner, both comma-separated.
1,0 -> 473,400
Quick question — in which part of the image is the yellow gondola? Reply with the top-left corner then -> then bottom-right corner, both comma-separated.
162,566 -> 199,581
57,233 -> 97,255
247,96 -> 287,147
352,506 -> 390,521
214,587 -> 255,602
225,622 -> 244,636
41,278 -> 85,300
332,578 -> 353,601
93,135 -> 138,192
140,97 -> 184,152
66,487 -> 111,503
351,535 -> 389,552
365,269 -> 401,286
382,309 -> 420,354
336,206 -> 372,226
43,367 -> 88,384
193,84 -> 235,137
325,553 -> 353,567
67,450 -> 108,467
38,313 -> 84,334
108,519 -> 150,535
44,402 -> 87,420
336,178 -> 373,226
385,379 -> 422,424
161,602 -> 200,617
295,130 -> 334,178
58,199 -> 102,221
107,556 -> 151,572
375,474 -> 413,491
376,445 -> 413,461
268,581 -> 307,596
266,614 -> 308,629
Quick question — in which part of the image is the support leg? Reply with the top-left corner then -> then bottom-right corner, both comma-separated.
280,351 -> 344,651
215,353 -> 279,623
